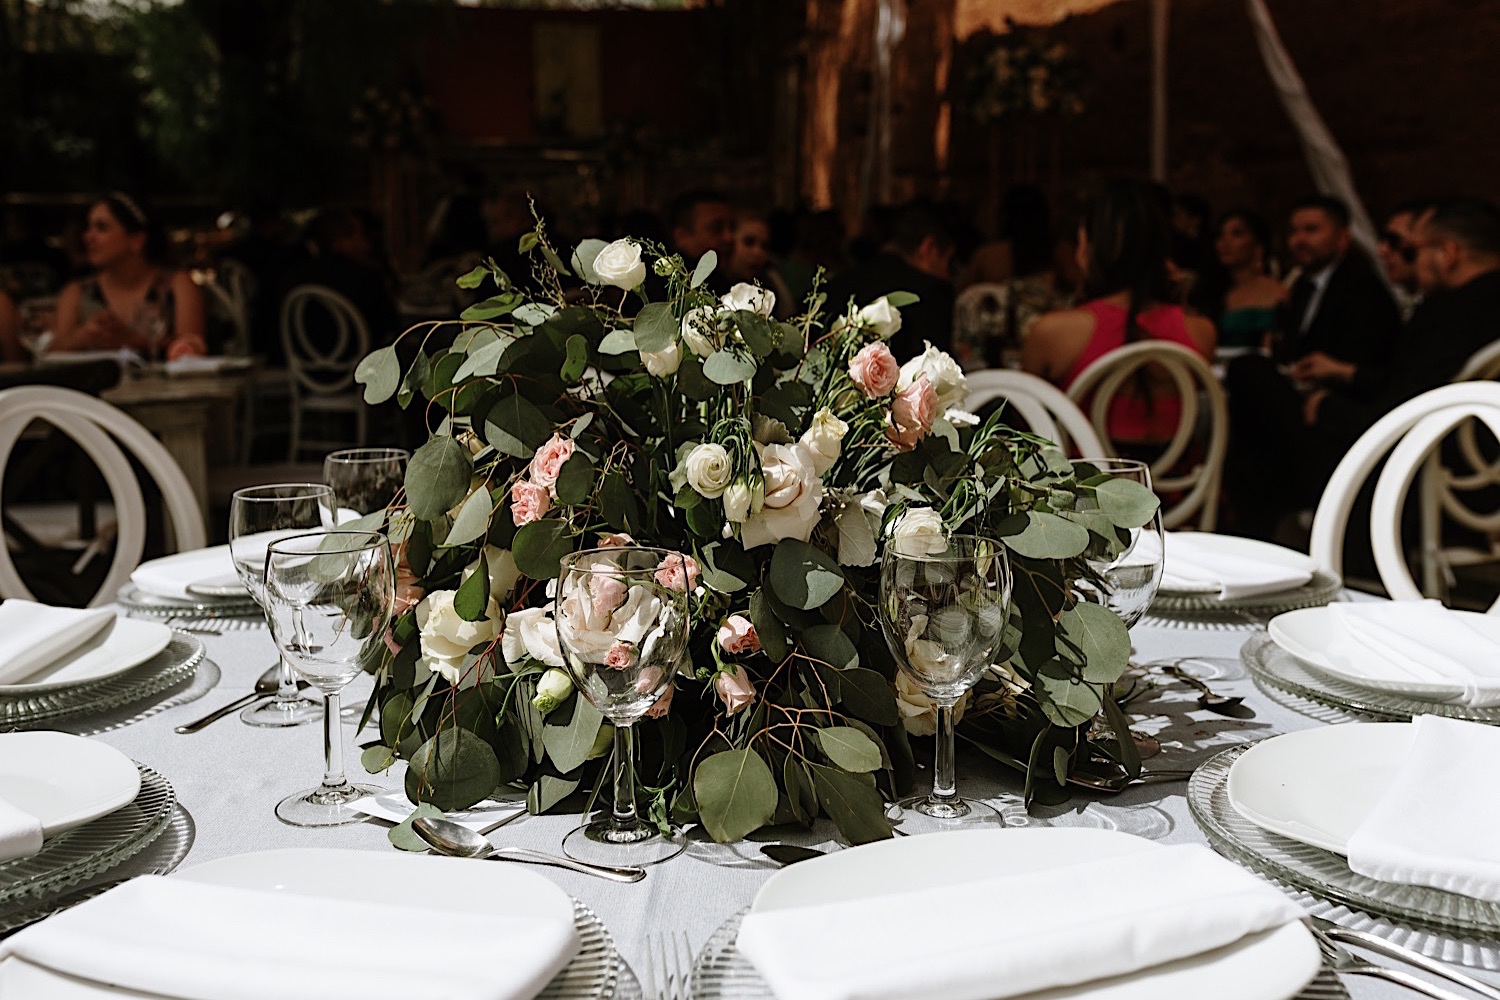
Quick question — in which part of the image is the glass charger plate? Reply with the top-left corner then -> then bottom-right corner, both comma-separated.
1189,743 -> 1500,960
1151,570 -> 1342,620
0,632 -> 204,729
116,583 -> 260,620
1241,632 -> 1500,724
549,900 -> 633,1000
688,909 -> 1349,1000
0,763 -> 174,913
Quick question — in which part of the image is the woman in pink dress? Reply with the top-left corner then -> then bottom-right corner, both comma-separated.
1023,180 -> 1215,446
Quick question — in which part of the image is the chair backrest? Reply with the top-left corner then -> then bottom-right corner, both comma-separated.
1310,381 -> 1500,608
962,369 -> 1104,456
281,284 -> 370,396
1066,341 -> 1228,530
206,259 -> 256,355
0,386 -> 206,608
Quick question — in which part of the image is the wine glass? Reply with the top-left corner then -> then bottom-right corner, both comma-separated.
323,447 -> 409,524
1071,458 -> 1165,630
229,484 -> 335,727
879,534 -> 1012,833
263,530 -> 394,826
554,546 -> 690,866
131,301 -> 169,364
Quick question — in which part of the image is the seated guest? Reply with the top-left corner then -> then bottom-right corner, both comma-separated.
52,193 -> 206,360
724,210 -> 793,318
824,200 -> 957,360
0,288 -> 20,363
1023,179 -> 1215,447
1376,200 -> 1436,322
668,190 -> 736,293
1198,210 -> 1285,351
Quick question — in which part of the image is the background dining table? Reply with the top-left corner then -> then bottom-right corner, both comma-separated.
34,601 -> 1499,1000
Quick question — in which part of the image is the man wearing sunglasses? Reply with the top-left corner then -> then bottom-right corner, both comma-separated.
1377,200 -> 1437,322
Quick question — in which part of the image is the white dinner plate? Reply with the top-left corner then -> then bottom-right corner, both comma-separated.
1227,723 -> 1411,855
0,848 -> 578,998
1157,533 -> 1315,596
130,545 -> 248,602
0,617 -> 172,694
1267,605 -> 1500,702
751,828 -> 1320,1000
0,732 -> 140,836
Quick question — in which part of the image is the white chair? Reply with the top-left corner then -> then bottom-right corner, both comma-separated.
1310,382 -> 1500,608
962,369 -> 1104,456
1067,341 -> 1228,531
203,258 -> 255,356
281,284 -> 370,461
0,386 -> 206,607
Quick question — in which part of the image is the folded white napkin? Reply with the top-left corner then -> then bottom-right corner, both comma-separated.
1329,601 -> 1500,707
130,545 -> 245,601
1347,715 -> 1500,901
1159,533 -> 1313,601
735,843 -> 1303,1000
0,874 -> 579,1000
350,787 -> 526,833
0,600 -> 115,685
0,794 -> 42,863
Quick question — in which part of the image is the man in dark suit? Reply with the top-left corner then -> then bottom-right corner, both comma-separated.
823,200 -> 956,361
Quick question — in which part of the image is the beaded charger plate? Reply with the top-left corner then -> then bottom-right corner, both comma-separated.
1149,570 -> 1342,623
0,632 -> 204,728
115,582 -> 261,620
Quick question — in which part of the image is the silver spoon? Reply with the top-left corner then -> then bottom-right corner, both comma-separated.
174,667 -> 308,734
1163,665 -> 1245,713
413,815 -> 647,883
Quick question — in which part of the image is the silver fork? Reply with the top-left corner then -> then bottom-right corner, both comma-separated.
1309,919 -> 1500,1000
642,931 -> 694,1000
1308,920 -> 1484,1000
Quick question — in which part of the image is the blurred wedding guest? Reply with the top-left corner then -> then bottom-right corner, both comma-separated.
1196,210 -> 1286,351
220,203 -> 302,352
1024,179 -> 1215,448
1170,193 -> 1214,279
277,209 -> 398,360
961,184 -> 1052,288
725,210 -> 793,318
668,190 -> 735,292
0,288 -> 21,363
824,200 -> 957,360
52,193 -> 206,360
779,209 -> 846,306
1377,199 -> 1437,321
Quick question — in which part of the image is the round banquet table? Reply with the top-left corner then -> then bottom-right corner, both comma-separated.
38,603 -> 1500,1000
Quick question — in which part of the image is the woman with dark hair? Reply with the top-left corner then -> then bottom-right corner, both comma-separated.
52,193 -> 206,359
1023,179 -> 1215,444
1199,209 -> 1286,351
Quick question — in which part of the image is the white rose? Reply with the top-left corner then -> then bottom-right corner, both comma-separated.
531,668 -> 574,715
899,342 -> 968,411
681,306 -> 718,358
684,443 -> 733,499
723,481 -> 752,523
799,407 -> 847,475
417,590 -> 503,683
890,506 -> 946,556
500,604 -> 564,668
857,296 -> 903,339
592,238 -> 646,290
894,670 -> 969,737
741,442 -> 824,549
558,584 -> 662,662
722,282 -> 775,317
640,339 -> 681,377
461,546 -> 519,602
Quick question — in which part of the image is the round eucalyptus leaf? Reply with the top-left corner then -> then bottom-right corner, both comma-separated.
694,748 -> 778,843
405,728 -> 502,812
769,539 -> 845,610
355,345 -> 399,404
512,519 -> 575,579
405,437 -> 472,521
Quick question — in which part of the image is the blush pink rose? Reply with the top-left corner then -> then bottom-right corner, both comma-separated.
849,342 -> 899,398
714,665 -> 757,715
645,682 -> 675,719
654,552 -> 700,592
596,532 -> 635,548
510,480 -> 552,526
391,542 -> 425,616
605,641 -> 636,670
588,573 -> 628,617
886,373 -> 938,451
528,433 -> 576,493
717,615 -> 761,655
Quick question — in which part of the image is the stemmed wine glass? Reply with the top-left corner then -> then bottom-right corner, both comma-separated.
879,533 -> 1013,833
229,484 -> 335,727
263,530 -> 394,826
323,448 -> 409,524
1072,458 -> 1165,632
554,546 -> 690,866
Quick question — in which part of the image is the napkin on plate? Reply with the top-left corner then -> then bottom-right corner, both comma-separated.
0,874 -> 579,1000
1159,533 -> 1313,601
735,843 -> 1304,1000
0,600 -> 115,685
1329,600 -> 1500,707
0,795 -> 42,863
130,545 -> 243,601
1347,715 -> 1500,901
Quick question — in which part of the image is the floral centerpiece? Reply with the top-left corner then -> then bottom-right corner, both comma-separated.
959,18 -> 1086,124
353,219 -> 1158,845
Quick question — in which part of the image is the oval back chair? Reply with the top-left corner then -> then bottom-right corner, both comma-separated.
961,369 -> 1104,457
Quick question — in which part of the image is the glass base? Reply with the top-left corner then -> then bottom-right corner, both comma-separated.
886,793 -> 1003,835
242,694 -> 321,728
275,782 -> 380,827
562,818 -> 686,867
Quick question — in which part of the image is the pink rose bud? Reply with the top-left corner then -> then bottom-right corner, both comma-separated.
654,552 -> 700,592
714,664 -> 757,715
849,342 -> 900,398
716,614 -> 761,655
645,682 -> 675,719
528,433 -> 576,494
605,641 -> 637,670
510,480 -> 552,526
886,373 -> 938,451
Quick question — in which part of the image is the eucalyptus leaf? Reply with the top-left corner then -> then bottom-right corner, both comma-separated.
355,346 -> 399,405
453,336 -> 510,383
835,668 -> 900,726
801,624 -> 858,670
1003,511 -> 1091,559
816,727 -> 882,773
749,590 -> 788,661
694,748 -> 778,843
561,334 -> 589,384
461,292 -> 521,321
514,302 -> 556,326
512,519 -> 575,579
1056,602 -> 1131,682
360,744 -> 395,773
769,539 -> 845,610
405,728 -> 502,811
481,392 -> 552,458
690,250 -> 717,289
699,541 -> 754,593
444,487 -> 493,548
405,437 -> 472,520
884,291 -> 920,308
452,555 -> 491,622
541,695 -> 605,773
456,264 -> 488,289
554,452 -> 595,506
388,803 -> 445,852
1036,663 -> 1104,728
633,302 -> 678,353
598,329 -> 637,355
571,238 -> 609,283
703,349 -> 758,385
809,764 -> 892,844
527,774 -> 579,814
1094,477 -> 1161,529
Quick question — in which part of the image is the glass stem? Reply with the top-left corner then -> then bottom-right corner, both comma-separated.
931,702 -> 959,806
321,691 -> 345,790
611,723 -> 638,831
274,655 -> 300,704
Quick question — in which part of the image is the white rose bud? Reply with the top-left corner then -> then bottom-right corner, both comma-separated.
898,342 -> 968,412
890,506 -> 947,556
640,338 -> 682,377
799,407 -> 848,475
857,296 -> 903,339
531,668 -> 575,716
722,282 -> 776,317
684,443 -> 733,499
723,481 -> 752,522
591,238 -> 647,290
681,306 -> 717,358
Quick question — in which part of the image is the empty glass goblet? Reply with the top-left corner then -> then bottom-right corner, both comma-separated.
263,530 -> 394,826
879,533 -> 1012,833
1071,458 -> 1164,630
323,447 -> 409,524
554,546 -> 690,866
